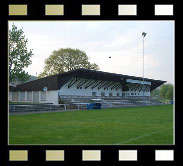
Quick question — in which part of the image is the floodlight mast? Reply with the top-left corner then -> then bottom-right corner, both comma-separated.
142,32 -> 147,101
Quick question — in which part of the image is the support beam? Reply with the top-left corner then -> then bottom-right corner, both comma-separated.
139,84 -> 148,92
143,84 -> 149,91
128,83 -> 134,91
91,80 -> 101,89
76,78 -> 84,89
68,77 -> 80,89
116,84 -> 122,90
139,85 -> 144,92
132,84 -> 138,91
110,83 -> 118,90
104,81 -> 114,90
67,77 -> 75,88
90,80 -> 100,89
101,81 -> 110,90
111,83 -> 120,90
130,84 -> 135,91
128,83 -> 134,89
145,85 -> 150,92
98,81 -> 108,90
134,84 -> 141,91
92,80 -> 104,89
126,83 -> 133,91
84,79 -> 96,89
131,84 -> 139,91
77,78 -> 89,89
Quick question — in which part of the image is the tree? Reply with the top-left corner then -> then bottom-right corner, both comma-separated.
38,48 -> 99,78
160,84 -> 168,98
151,87 -> 160,98
160,83 -> 173,100
165,84 -> 173,100
9,24 -> 33,83
151,83 -> 173,101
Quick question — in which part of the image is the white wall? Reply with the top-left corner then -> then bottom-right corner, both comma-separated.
9,92 -> 12,101
39,90 -> 59,105
59,77 -> 151,97
59,79 -> 123,97
9,90 -> 59,105
125,89 -> 150,97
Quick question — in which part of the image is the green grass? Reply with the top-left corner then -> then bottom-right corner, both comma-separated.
9,105 -> 173,145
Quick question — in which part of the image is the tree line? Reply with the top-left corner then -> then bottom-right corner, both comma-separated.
151,83 -> 174,101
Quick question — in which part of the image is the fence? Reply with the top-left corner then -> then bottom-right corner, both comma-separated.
9,104 -> 67,113
9,99 -> 165,113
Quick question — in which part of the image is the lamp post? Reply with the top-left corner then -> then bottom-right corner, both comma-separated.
142,32 -> 147,100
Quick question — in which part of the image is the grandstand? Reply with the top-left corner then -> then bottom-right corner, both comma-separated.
9,68 -> 166,112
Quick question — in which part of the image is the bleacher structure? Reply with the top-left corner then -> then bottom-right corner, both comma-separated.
9,68 -> 166,113
9,97 -> 164,113
59,95 -> 164,110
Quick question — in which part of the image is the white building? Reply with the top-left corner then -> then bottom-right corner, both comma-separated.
9,68 -> 166,105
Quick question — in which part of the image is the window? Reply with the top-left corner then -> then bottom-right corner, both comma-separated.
12,92 -> 18,101
27,91 -> 32,101
109,93 -> 112,97
92,92 -> 96,96
41,91 -> 46,101
20,91 -> 25,101
131,93 -> 134,96
101,92 -> 105,97
117,93 -> 119,97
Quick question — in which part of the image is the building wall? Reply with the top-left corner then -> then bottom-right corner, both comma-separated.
59,80 -> 122,97
9,77 -> 151,104
59,77 -> 150,97
39,90 -> 58,105
9,90 -> 59,105
125,89 -> 150,97
9,91 -> 12,101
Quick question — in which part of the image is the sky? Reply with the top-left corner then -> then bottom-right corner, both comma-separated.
9,21 -> 174,84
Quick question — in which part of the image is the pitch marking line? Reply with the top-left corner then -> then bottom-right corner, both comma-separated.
116,129 -> 169,144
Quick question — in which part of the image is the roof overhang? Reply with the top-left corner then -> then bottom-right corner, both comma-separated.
10,68 -> 166,92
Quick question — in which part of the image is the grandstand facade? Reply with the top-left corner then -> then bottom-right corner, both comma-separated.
9,68 -> 166,105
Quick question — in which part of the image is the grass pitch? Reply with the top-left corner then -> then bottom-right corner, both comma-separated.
9,105 -> 173,145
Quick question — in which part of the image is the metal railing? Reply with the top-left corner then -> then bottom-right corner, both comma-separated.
59,95 -> 151,100
9,97 -> 165,113
9,104 -> 67,113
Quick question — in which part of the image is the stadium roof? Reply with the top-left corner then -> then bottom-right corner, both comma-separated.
11,68 -> 166,92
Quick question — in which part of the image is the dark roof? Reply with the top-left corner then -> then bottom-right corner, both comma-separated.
10,75 -> 37,86
9,83 -> 17,91
11,68 -> 166,92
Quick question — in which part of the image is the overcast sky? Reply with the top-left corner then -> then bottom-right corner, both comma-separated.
9,21 -> 174,84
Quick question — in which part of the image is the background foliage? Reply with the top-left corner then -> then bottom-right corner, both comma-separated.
151,83 -> 174,101
38,48 -> 99,78
9,24 -> 33,83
